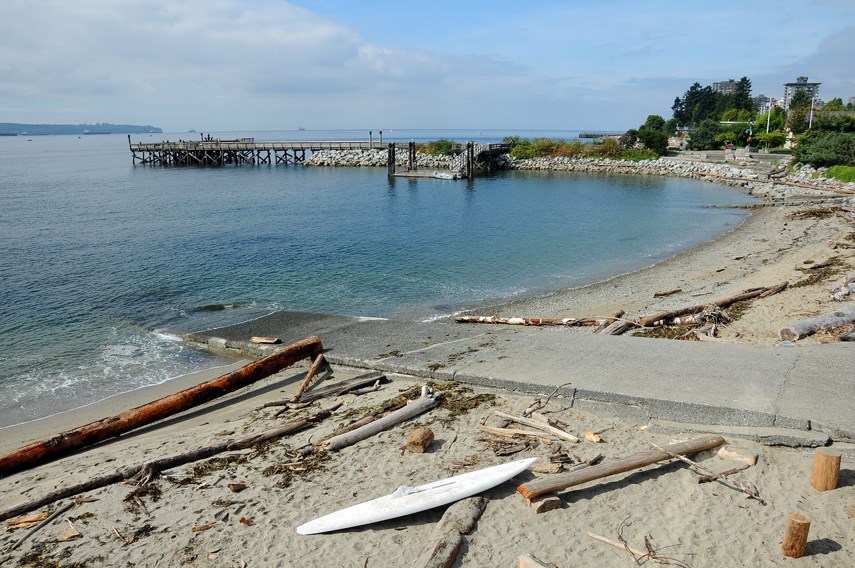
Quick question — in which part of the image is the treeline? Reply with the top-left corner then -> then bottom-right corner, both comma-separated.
0,122 -> 162,135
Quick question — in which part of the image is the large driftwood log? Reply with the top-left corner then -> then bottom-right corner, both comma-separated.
455,315 -> 599,326
412,497 -> 487,568
517,435 -> 725,500
638,284 -> 786,327
0,336 -> 324,477
779,306 -> 855,341
324,388 -> 442,451
0,408 -> 335,522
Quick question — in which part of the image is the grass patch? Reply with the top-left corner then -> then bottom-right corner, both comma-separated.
826,165 -> 855,183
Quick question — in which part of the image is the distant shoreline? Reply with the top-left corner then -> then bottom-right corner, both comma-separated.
0,122 -> 161,135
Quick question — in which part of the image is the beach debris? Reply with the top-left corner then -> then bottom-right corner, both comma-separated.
57,519 -> 82,541
0,336 -> 324,478
779,306 -> 855,341
638,283 -> 788,328
782,512 -> 811,558
584,430 -> 602,443
323,386 -> 443,452
239,517 -> 255,526
518,552 -> 557,568
647,442 -> 766,505
191,521 -> 218,532
696,464 -> 750,483
4,501 -> 77,553
830,271 -> 855,301
412,497 -> 487,568
588,517 -> 693,567
480,425 -> 555,444
717,445 -> 758,466
654,288 -> 683,298
811,447 -> 842,492
455,315 -> 603,327
291,353 -> 332,402
529,462 -> 563,474
401,426 -> 435,454
524,494 -> 563,514
517,435 -> 725,500
5,512 -> 48,531
227,482 -> 247,493
113,526 -> 133,544
521,382 -> 572,417
593,309 -> 628,333
495,410 -> 579,443
250,336 -> 280,344
0,406 -> 338,523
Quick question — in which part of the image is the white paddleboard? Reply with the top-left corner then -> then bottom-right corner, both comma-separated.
296,456 -> 536,535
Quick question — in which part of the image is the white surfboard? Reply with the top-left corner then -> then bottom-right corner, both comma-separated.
296,456 -> 537,535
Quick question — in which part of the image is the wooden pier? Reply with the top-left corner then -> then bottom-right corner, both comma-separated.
128,135 -> 510,180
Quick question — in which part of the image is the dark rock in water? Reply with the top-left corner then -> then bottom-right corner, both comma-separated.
193,304 -> 229,312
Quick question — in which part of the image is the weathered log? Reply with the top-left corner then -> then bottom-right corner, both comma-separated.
494,411 -> 579,443
324,388 -> 442,451
830,271 -> 855,301
455,315 -> 599,326
412,497 -> 486,568
0,336 -> 324,477
653,289 -> 682,298
517,435 -> 725,500
638,284 -> 786,327
597,319 -> 635,335
779,306 -> 855,341
518,553 -> 553,568
593,309 -> 626,333
0,408 -> 335,522
401,426 -> 435,453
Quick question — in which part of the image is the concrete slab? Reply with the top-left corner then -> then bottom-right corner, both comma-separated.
180,311 -> 855,442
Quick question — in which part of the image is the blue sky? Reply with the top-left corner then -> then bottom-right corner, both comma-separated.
1,0 -> 854,132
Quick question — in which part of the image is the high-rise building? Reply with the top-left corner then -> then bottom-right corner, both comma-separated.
782,77 -> 821,110
712,80 -> 737,95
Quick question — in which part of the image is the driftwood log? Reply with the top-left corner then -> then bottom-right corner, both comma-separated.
324,388 -> 442,452
517,435 -> 725,500
0,408 -> 336,522
412,497 -> 487,568
0,336 -> 324,477
830,271 -> 855,301
638,284 -> 786,327
495,411 -> 579,443
779,306 -> 855,341
291,353 -> 330,402
455,315 -> 600,327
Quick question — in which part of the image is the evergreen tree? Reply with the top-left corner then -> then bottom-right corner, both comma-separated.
732,77 -> 753,114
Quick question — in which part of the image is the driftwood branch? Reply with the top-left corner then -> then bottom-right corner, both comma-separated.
495,411 -> 579,443
638,284 -> 787,327
291,353 -> 330,402
0,336 -> 324,477
518,436 -> 725,500
455,315 -> 601,327
647,442 -> 766,505
0,408 -> 336,522
324,387 -> 443,452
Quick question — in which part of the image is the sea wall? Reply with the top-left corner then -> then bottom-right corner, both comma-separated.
303,149 -> 854,202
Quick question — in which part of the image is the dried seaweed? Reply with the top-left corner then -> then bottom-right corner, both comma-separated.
792,256 -> 847,288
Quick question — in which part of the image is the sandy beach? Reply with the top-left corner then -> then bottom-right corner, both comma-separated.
2,164 -> 854,567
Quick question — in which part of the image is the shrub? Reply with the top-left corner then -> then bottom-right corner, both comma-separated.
418,138 -> 455,156
792,131 -> 855,167
637,129 -> 668,155
621,148 -> 659,161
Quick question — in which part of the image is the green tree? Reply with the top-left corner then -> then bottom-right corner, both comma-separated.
731,77 -> 753,114
688,119 -> 721,150
824,97 -> 845,111
637,129 -> 668,155
789,89 -> 812,110
640,115 -> 666,133
755,107 -> 786,134
754,130 -> 787,149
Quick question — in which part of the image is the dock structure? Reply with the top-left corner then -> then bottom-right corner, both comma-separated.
128,135 -> 511,180
128,135 -> 386,166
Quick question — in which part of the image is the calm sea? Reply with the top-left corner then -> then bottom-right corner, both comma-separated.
0,129 -> 756,428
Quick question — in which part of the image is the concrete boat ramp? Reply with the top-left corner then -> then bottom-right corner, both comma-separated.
182,311 -> 854,445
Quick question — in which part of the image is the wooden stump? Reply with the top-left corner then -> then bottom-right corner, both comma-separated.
401,426 -> 435,453
810,447 -> 842,491
781,512 -> 810,558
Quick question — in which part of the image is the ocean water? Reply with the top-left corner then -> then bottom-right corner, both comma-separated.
0,130 -> 756,428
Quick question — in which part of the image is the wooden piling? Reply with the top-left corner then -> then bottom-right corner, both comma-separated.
781,512 -> 810,558
810,447 -> 842,491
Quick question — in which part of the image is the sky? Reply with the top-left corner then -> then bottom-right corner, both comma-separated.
2,0 -> 854,133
